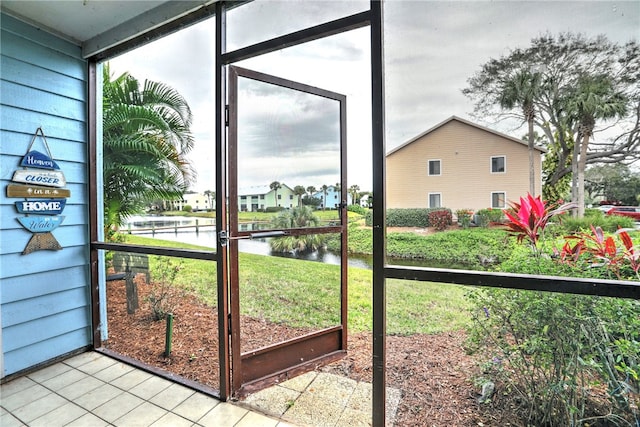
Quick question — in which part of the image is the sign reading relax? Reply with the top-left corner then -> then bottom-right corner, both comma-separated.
5,127 -> 70,254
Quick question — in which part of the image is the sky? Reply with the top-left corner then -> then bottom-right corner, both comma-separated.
108,1 -> 640,193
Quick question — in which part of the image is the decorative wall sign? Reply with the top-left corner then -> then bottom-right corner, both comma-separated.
7,183 -> 70,198
17,215 -> 65,233
20,150 -> 60,169
15,199 -> 66,215
12,169 -> 66,187
5,127 -> 70,254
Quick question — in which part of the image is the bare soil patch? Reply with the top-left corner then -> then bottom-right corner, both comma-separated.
104,275 -> 517,426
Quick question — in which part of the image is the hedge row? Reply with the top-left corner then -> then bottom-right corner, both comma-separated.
365,208 -> 453,227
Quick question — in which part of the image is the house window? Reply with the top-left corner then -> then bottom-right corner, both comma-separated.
260,195 -> 264,199
491,192 -> 506,208
428,159 -> 441,176
278,194 -> 281,199
491,156 -> 505,173
289,195 -> 293,200
428,193 -> 441,208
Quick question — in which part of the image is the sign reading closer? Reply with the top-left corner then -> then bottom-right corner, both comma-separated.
12,169 -> 66,187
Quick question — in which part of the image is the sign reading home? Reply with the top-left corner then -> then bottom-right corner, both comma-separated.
5,128 -> 70,254
15,199 -> 66,215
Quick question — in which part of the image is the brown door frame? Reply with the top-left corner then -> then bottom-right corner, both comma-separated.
226,65 -> 348,396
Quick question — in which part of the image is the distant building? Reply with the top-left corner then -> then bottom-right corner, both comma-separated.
238,184 -> 296,211
312,186 -> 352,209
386,116 -> 545,213
165,192 -> 214,211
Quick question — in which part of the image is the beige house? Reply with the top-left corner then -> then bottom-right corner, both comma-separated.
386,116 -> 544,213
165,191 -> 215,212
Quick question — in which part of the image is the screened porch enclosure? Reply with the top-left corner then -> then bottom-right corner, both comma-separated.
0,1 -> 633,426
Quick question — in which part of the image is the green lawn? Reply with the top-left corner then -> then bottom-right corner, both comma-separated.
121,235 -> 470,335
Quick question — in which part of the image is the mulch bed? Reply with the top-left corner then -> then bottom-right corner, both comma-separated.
103,275 -> 520,426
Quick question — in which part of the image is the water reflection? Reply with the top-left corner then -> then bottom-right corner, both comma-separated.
125,215 -> 476,270
125,215 -> 372,269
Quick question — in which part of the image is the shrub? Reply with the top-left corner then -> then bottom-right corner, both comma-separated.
428,209 -> 452,231
387,208 -> 430,227
347,204 -> 367,215
555,212 -> 636,234
466,194 -> 640,425
182,204 -> 192,212
455,209 -> 474,229
474,208 -> 504,227
364,208 -> 453,227
269,206 -> 325,253
302,195 -> 322,208
365,210 -> 373,226
147,257 -> 183,321
265,206 -> 285,213
467,288 -> 640,426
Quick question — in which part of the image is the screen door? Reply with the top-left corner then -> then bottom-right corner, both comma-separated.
227,66 -> 348,395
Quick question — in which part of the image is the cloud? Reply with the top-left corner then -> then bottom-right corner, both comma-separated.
108,1 -> 639,192
237,77 -> 341,155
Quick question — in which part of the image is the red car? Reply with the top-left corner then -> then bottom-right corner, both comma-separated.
606,206 -> 640,220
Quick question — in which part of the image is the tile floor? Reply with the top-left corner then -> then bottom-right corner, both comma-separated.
244,371 -> 400,426
0,352 -> 295,427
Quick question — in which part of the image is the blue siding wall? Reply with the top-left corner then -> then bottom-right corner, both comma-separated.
0,13 -> 91,377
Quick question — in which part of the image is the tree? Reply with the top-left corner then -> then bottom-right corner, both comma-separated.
566,74 -> 628,217
585,164 -> 640,206
204,190 -> 215,211
269,181 -> 282,208
306,185 -> 316,196
269,206 -> 324,253
348,184 -> 361,205
320,184 -> 329,210
463,33 -> 639,208
293,185 -> 306,207
102,63 -> 195,234
498,69 -> 543,195
302,195 -> 322,208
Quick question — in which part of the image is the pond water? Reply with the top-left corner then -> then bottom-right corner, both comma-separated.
125,215 -> 374,269
124,215 -> 471,270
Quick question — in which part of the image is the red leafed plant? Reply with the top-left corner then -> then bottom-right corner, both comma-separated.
561,225 -> 640,280
617,228 -> 640,278
503,194 -> 576,252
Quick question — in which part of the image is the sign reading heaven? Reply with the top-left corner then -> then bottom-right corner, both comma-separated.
6,128 -> 70,254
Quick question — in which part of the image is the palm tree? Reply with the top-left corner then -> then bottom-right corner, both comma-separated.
567,74 -> 628,217
204,190 -> 215,211
102,63 -> 195,234
270,206 -> 324,253
269,181 -> 282,208
306,185 -> 316,196
498,69 -> 543,196
293,185 -> 306,207
348,184 -> 360,205
320,184 -> 329,210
